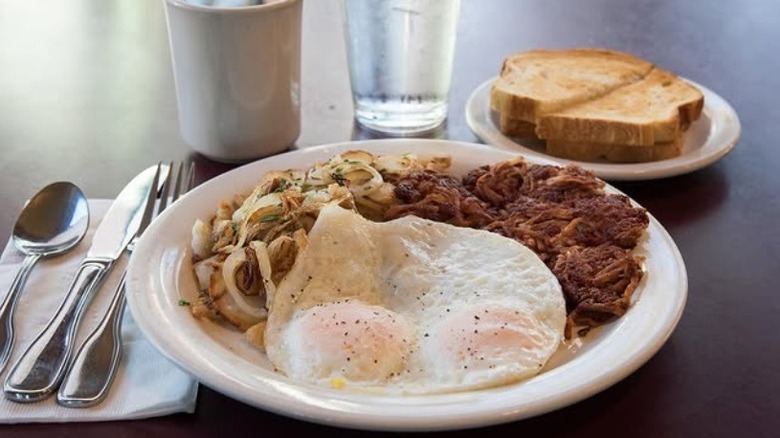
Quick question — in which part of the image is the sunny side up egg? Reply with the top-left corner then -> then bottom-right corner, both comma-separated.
264,204 -> 566,395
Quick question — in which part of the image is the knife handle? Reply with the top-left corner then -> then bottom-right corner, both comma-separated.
57,272 -> 127,408
3,258 -> 112,403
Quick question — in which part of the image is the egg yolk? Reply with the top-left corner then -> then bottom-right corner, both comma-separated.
424,305 -> 558,379
282,300 -> 414,384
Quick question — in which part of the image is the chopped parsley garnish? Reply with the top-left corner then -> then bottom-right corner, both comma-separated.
178,299 -> 191,306
330,170 -> 347,186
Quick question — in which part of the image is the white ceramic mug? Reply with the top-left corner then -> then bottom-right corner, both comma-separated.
163,0 -> 302,163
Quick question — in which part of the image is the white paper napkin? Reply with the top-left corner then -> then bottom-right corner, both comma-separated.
0,200 -> 198,423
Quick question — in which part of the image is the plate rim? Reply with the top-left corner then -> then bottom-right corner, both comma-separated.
465,76 -> 741,181
126,138 -> 688,431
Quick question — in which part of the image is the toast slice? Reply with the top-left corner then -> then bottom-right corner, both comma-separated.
490,48 -> 654,123
498,113 -> 538,138
545,137 -> 682,163
536,68 -> 704,146
498,114 -> 685,163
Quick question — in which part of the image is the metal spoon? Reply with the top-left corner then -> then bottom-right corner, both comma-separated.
0,182 -> 89,373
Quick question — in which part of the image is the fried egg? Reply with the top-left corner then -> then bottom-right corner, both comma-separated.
264,204 -> 565,394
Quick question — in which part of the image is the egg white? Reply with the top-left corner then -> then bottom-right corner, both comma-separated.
264,204 -> 566,395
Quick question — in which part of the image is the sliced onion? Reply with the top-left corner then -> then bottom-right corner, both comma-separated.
249,241 -> 276,309
232,192 -> 284,248
374,153 -> 421,175
306,164 -> 326,188
365,182 -> 395,204
210,219 -> 235,253
320,159 -> 384,199
233,192 -> 282,224
340,150 -> 376,165
222,248 -> 268,320
344,163 -> 384,198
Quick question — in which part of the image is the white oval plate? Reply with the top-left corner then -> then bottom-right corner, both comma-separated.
126,139 -> 687,431
465,77 -> 741,181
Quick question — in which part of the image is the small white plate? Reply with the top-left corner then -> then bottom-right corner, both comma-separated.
465,77 -> 741,181
126,139 -> 687,431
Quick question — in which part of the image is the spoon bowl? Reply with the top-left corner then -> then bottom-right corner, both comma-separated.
0,182 -> 89,372
13,183 -> 90,256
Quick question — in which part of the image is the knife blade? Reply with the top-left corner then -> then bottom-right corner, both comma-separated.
2,164 -> 170,403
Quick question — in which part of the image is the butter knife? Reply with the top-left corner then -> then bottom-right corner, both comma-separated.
3,164 -> 169,403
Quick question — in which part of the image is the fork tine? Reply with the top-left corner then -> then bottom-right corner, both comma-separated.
185,162 -> 196,193
170,162 -> 185,204
136,163 -> 163,238
158,161 -> 174,213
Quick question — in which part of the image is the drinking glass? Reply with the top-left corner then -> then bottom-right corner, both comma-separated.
341,0 -> 462,135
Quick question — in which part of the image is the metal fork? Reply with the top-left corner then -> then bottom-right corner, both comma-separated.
56,162 -> 194,408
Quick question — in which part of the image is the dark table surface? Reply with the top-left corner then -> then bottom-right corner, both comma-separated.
1,0 -> 778,436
